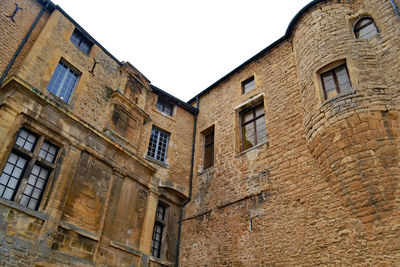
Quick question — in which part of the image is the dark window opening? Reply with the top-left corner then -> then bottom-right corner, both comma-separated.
242,76 -> 255,94
321,63 -> 352,100
156,97 -> 174,116
240,104 -> 266,151
70,28 -> 93,54
151,202 -> 167,258
203,127 -> 214,169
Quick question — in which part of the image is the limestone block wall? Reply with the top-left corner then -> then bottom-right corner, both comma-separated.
293,0 -> 400,260
0,0 -> 49,80
180,0 -> 400,266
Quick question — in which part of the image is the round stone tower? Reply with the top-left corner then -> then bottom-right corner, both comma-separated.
292,0 -> 400,226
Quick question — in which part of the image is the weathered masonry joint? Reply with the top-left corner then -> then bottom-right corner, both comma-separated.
1,0 -> 400,266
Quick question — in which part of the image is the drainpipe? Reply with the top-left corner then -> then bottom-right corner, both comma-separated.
389,0 -> 400,20
0,0 -> 50,87
174,96 -> 199,267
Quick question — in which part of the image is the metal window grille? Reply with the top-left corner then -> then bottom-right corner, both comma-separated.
147,127 -> 170,162
46,61 -> 79,103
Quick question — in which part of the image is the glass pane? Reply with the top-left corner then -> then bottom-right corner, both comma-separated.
3,188 -> 13,200
28,174 -> 37,185
28,200 -> 37,210
242,110 -> 254,123
242,123 -> 255,150
204,145 -> 213,169
0,185 -> 4,196
16,157 -> 27,168
0,173 -> 9,185
243,78 -> 255,93
32,188 -> 41,199
8,178 -> 18,189
255,105 -> 264,117
336,67 -> 352,93
20,195 -> 28,206
39,168 -> 49,179
24,185 -> 33,195
31,165 -> 40,176
4,163 -> 13,175
8,153 -> 18,165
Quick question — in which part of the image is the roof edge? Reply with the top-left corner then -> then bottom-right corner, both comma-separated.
151,85 -> 198,115
187,0 -> 326,104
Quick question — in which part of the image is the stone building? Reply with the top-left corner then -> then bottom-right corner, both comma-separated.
1,0 -> 400,266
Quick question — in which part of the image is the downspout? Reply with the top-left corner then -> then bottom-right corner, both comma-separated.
174,96 -> 199,267
389,0 -> 400,20
0,0 -> 50,87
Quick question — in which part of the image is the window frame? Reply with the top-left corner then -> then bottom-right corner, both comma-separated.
239,103 -> 267,151
0,127 -> 60,211
146,127 -> 170,163
151,202 -> 167,258
46,60 -> 80,103
242,76 -> 255,94
70,28 -> 93,54
320,63 -> 352,100
155,97 -> 174,116
202,126 -> 214,170
354,17 -> 379,39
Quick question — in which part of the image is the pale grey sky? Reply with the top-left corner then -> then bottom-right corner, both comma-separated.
54,0 -> 311,101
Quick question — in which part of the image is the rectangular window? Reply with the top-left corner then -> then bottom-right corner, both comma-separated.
156,97 -> 174,116
46,61 -> 80,103
0,128 -> 59,210
240,104 -> 266,151
147,127 -> 170,162
242,76 -> 255,94
203,127 -> 214,170
70,28 -> 93,54
321,64 -> 352,100
151,203 -> 166,258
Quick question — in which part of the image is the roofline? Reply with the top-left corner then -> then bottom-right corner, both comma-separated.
187,0 -> 326,104
37,0 -> 149,73
150,85 -> 198,115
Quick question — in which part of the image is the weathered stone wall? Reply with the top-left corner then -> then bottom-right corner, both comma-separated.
180,0 -> 400,265
0,1 -> 195,266
0,0 -> 49,81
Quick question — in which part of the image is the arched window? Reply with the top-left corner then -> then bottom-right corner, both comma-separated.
354,17 -> 378,39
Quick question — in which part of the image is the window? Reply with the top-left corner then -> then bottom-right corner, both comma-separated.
240,104 -> 266,151
70,28 -> 93,54
147,127 -> 170,162
151,203 -> 166,258
354,17 -> 378,39
0,128 -> 59,210
320,64 -> 352,100
156,97 -> 174,116
46,61 -> 80,103
203,126 -> 214,170
242,76 -> 255,94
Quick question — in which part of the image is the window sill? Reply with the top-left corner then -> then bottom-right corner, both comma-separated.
321,90 -> 356,106
0,197 -> 48,221
197,166 -> 214,176
236,140 -> 268,157
152,107 -> 176,122
149,255 -> 173,267
145,155 -> 170,169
